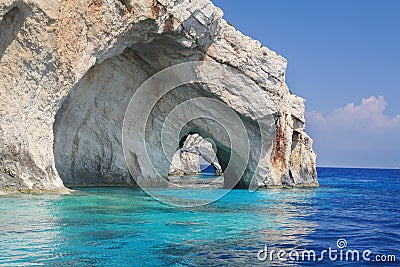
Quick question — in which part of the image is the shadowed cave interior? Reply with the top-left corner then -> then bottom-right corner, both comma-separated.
52,40 -> 256,188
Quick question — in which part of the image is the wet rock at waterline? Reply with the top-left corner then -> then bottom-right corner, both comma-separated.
0,0 -> 318,193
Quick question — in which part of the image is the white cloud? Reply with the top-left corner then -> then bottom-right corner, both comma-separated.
306,96 -> 400,168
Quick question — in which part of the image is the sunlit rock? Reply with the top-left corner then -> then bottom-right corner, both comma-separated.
0,0 -> 318,192
168,134 -> 223,176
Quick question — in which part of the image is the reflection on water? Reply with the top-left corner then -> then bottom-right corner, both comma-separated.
0,187 -> 317,266
1,168 -> 399,266
155,188 -> 318,266
0,194 -> 64,265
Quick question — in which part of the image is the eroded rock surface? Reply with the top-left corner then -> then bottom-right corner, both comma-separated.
168,134 -> 222,176
0,0 -> 318,192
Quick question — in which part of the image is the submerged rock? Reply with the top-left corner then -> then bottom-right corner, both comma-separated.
0,0 -> 317,193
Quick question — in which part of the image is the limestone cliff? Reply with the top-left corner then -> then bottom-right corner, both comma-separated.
0,0 -> 318,193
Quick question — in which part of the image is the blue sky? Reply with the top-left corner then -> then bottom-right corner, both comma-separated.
212,0 -> 400,168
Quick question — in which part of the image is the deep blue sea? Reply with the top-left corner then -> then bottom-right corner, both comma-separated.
1,168 -> 399,266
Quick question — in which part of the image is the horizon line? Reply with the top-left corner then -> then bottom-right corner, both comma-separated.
317,166 -> 400,170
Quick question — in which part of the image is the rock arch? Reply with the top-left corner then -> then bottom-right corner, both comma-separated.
53,48 -> 246,188
169,133 -> 223,176
0,0 -> 318,192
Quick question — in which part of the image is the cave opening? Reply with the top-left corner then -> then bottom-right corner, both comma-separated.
53,39 -> 243,189
168,133 -> 223,178
199,156 -> 215,175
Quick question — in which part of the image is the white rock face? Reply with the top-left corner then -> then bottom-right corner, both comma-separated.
0,0 -> 318,192
168,134 -> 222,176
169,150 -> 202,176
169,150 -> 184,176
180,152 -> 201,175
181,134 -> 222,176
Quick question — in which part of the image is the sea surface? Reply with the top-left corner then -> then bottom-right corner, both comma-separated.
0,167 -> 399,266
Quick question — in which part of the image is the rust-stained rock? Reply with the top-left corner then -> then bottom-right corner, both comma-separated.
0,0 -> 317,193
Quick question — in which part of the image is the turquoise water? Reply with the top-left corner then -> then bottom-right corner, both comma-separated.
1,168 -> 399,266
